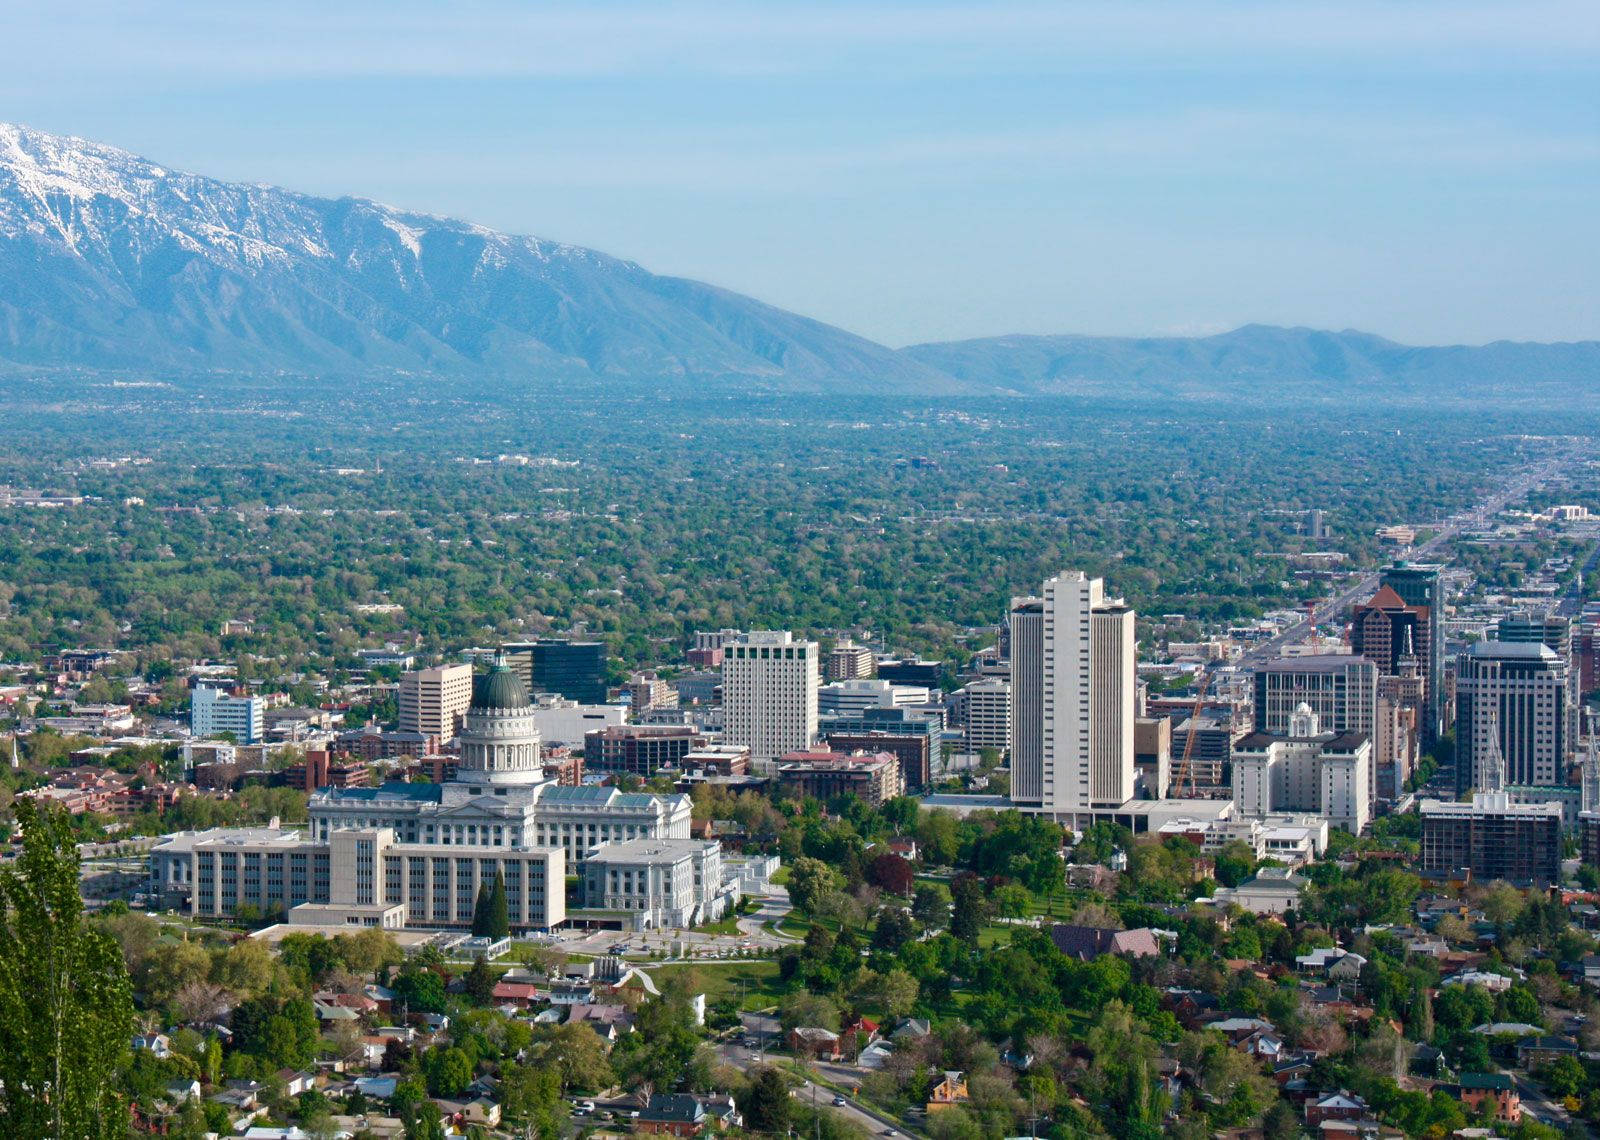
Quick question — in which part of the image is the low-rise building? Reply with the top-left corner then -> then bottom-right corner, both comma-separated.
581,838 -> 731,930
1419,792 -> 1563,886
776,750 -> 905,806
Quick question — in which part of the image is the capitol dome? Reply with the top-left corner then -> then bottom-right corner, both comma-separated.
473,659 -> 529,710
456,656 -> 542,785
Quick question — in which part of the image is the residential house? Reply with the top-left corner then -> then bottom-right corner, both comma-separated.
926,1071 -> 970,1113
463,1100 -> 502,1129
1457,1073 -> 1520,1122
132,1032 -> 173,1058
1516,1036 -> 1579,1068
788,1027 -> 842,1060
276,1069 -> 316,1096
1305,1091 -> 1370,1126
1048,924 -> 1162,960
636,1093 -> 707,1137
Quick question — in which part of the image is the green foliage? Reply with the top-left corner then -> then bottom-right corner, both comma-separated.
0,800 -> 134,1140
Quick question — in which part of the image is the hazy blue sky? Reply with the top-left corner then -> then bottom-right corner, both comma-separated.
4,1 -> 1595,345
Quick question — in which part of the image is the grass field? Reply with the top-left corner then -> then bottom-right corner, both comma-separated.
649,958 -> 788,1009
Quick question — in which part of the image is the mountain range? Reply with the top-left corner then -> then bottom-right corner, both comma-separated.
0,123 -> 1594,399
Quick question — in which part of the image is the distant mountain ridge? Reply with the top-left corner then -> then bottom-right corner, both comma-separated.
0,123 -> 1594,399
899,325 -> 1600,398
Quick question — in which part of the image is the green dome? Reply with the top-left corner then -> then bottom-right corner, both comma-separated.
472,661 -> 530,710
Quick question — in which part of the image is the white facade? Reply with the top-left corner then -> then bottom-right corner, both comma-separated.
397,663 -> 473,739
963,678 -> 1011,753
1231,706 -> 1372,833
191,685 -> 264,744
581,838 -> 732,929
1010,573 -> 1136,816
817,678 -> 929,716
530,697 -> 627,749
721,631 -> 819,766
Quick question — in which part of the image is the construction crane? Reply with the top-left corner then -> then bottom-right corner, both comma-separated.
1173,667 -> 1216,798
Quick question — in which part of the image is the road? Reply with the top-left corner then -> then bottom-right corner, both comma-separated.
1515,1074 -> 1573,1130
1240,449 -> 1581,665
722,1013 -> 907,1137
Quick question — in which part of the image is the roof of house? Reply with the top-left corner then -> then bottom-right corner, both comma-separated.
1458,1073 -> 1515,1090
641,1094 -> 705,1124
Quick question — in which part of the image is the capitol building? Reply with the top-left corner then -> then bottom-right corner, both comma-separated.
151,658 -> 728,932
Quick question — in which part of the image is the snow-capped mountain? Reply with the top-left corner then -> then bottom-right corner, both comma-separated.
0,123 -> 960,390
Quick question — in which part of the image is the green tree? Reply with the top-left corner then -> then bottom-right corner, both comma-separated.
422,1045 -> 475,1097
787,857 -> 841,917
465,954 -> 496,1005
746,1067 -> 792,1133
488,871 -> 510,939
951,874 -> 987,944
0,799 -> 134,1140
471,882 -> 492,937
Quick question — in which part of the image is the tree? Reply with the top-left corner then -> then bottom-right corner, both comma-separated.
788,857 -> 842,917
465,954 -> 496,1005
873,906 -> 917,952
536,1023 -> 615,1092
489,871 -> 510,938
0,799 -> 134,1140
1480,881 -> 1526,927
951,874 -> 987,944
866,853 -> 915,896
471,882 -> 493,937
746,1067 -> 792,1133
422,1045 -> 475,1097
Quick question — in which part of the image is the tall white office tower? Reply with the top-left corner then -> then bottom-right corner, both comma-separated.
721,631 -> 820,767
1009,572 -> 1136,819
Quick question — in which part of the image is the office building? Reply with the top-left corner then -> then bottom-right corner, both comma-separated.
191,685 -> 264,745
825,641 -> 877,681
584,724 -> 706,777
581,838 -> 732,930
1499,610 -> 1580,752
1008,572 -> 1136,818
875,657 -> 943,687
1379,563 -> 1445,743
1134,716 -> 1172,800
625,671 -> 679,714
822,730 -> 931,790
776,750 -> 905,806
503,639 -> 608,704
1169,716 -> 1239,798
397,663 -> 473,739
818,678 -> 929,716
1455,641 -> 1571,795
721,631 -> 819,766
1254,656 -> 1378,738
962,678 -> 1012,754
1232,705 -> 1373,833
687,629 -> 742,669
1420,792 -> 1563,885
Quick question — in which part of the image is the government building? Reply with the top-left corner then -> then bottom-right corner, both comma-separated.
151,658 -> 717,932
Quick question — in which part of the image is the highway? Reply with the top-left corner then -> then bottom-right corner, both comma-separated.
1240,449 -> 1582,666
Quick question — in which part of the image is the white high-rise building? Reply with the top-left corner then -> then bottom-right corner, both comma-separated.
1009,572 -> 1136,818
397,663 -> 473,739
818,678 -> 929,716
722,631 -> 819,766
963,677 -> 1011,753
191,685 -> 264,744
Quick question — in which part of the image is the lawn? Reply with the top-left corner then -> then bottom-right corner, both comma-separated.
650,958 -> 788,1009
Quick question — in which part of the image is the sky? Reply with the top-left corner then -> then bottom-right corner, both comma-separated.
2,1 -> 1596,346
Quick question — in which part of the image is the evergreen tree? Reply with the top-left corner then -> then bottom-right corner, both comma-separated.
745,1067 -> 792,1133
489,871 -> 510,938
0,799 -> 134,1139
465,954 -> 496,1005
471,882 -> 492,937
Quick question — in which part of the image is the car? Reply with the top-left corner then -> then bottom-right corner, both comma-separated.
576,1101 -> 596,1114
832,1096 -> 846,1107
882,1130 -> 897,1136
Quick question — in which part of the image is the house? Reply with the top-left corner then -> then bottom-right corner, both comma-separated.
636,1093 -> 706,1137
859,1041 -> 895,1070
1442,970 -> 1513,992
210,1079 -> 265,1112
276,1069 -> 316,1096
550,979 -> 597,1005
701,1092 -> 741,1131
1581,954 -> 1600,985
314,1000 -> 363,1024
568,1003 -> 635,1041
1203,1016 -> 1276,1043
131,1032 -> 173,1058
1295,948 -> 1366,980
354,1076 -> 399,1101
1210,867 -> 1306,915
1243,1031 -> 1287,1061
165,1079 -> 202,1104
329,1117 -> 404,1140
892,1017 -> 931,1041
1048,923 -> 1161,960
926,1071 -> 969,1113
1457,1073 -> 1520,1122
788,1027 -> 842,1060
1305,1091 -> 1370,1125
491,981 -> 543,1008
463,1099 -> 502,1128
1516,1035 -> 1579,1067
839,1015 -> 880,1057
